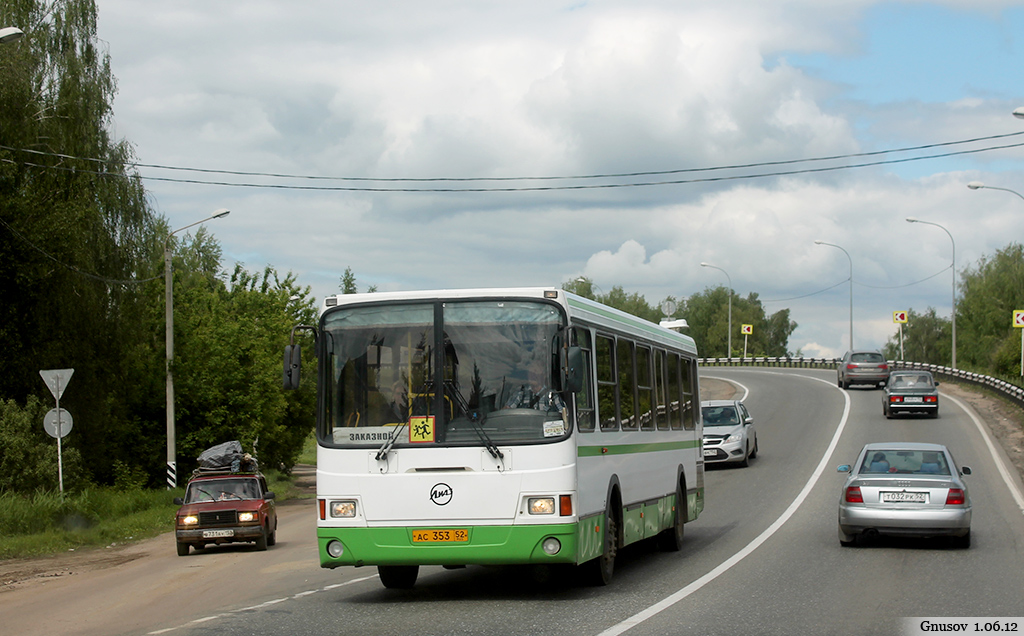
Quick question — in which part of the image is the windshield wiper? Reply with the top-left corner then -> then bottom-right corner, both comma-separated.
466,411 -> 503,460
375,422 -> 408,461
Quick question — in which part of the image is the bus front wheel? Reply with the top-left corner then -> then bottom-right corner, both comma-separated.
586,502 -> 618,586
378,565 -> 419,589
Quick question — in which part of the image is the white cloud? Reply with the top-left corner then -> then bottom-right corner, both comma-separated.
92,0 -> 1024,357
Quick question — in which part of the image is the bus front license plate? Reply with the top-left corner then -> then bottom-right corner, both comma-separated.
412,529 -> 469,543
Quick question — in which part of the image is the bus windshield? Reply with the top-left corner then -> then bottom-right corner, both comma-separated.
319,299 -> 568,448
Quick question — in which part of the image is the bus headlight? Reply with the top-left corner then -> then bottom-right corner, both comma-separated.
528,497 -> 556,515
542,537 -> 561,555
326,540 -> 345,558
331,500 -> 357,518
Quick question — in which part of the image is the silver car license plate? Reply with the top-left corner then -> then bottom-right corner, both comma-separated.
881,491 -> 927,503
202,529 -> 234,538
903,396 -> 923,403
703,449 -> 717,457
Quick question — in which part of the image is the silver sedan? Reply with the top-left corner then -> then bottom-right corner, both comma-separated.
836,442 -> 972,548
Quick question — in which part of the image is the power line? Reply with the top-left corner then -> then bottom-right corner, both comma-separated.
2,130 -> 1022,191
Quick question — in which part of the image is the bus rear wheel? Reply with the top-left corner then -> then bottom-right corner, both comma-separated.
378,565 -> 419,589
657,483 -> 685,552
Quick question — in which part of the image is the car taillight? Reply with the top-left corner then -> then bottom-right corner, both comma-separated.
846,364 -> 856,370
925,396 -> 938,403
879,363 -> 889,371
889,396 -> 903,403
845,486 -> 863,503
946,488 -> 965,505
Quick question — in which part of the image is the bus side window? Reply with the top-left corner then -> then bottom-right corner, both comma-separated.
681,358 -> 696,430
636,345 -> 655,431
655,349 -> 670,431
618,339 -> 637,430
596,334 -> 618,431
667,353 -> 681,430
573,328 -> 595,432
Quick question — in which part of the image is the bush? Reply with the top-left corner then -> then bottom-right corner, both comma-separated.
0,396 -> 89,493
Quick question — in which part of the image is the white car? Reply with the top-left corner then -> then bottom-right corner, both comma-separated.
700,400 -> 758,467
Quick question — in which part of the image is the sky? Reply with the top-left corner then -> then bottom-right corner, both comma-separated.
88,0 -> 1024,359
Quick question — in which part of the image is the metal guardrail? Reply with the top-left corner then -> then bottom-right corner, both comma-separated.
699,357 -> 1024,410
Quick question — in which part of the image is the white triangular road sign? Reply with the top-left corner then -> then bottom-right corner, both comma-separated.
39,368 -> 74,400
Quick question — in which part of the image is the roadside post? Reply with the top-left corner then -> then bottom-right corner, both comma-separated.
741,324 -> 753,358
40,368 -> 74,495
893,311 -> 908,360
1013,311 -> 1024,376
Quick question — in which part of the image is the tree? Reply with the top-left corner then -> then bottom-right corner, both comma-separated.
882,308 -> 950,365
0,0 -> 158,485
683,288 -> 796,358
562,278 -> 663,322
956,243 -> 1024,372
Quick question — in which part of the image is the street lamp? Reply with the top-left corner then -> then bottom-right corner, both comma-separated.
814,241 -> 854,351
0,26 -> 24,44
165,209 -> 230,488
906,218 -> 956,369
1013,107 -> 1024,120
966,181 -> 1024,202
700,262 -> 732,360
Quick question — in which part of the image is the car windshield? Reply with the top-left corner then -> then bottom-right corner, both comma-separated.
891,374 -> 933,388
859,450 -> 950,475
701,406 -> 739,427
850,352 -> 884,363
185,478 -> 260,503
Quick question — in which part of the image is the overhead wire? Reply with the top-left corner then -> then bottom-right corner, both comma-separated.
1,130 -> 1022,192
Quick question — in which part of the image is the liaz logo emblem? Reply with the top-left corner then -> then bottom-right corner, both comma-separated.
430,483 -> 453,506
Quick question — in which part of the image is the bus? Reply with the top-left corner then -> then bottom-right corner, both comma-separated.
283,287 -> 703,588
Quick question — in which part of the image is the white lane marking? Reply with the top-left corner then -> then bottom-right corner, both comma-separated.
942,392 -> 1024,514
146,574 -> 379,634
598,374 -> 849,636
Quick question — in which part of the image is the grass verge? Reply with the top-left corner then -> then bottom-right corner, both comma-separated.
0,469 -> 300,561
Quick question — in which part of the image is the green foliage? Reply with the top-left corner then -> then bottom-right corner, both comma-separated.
0,1 -> 318,491
563,278 -> 797,358
882,308 -> 950,365
0,396 -> 89,492
0,470 -> 303,559
885,243 -> 1024,377
683,288 -> 796,358
171,260 -> 317,475
957,243 -> 1024,371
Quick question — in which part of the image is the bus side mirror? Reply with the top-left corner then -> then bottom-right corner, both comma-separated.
562,346 -> 584,393
283,344 -> 301,390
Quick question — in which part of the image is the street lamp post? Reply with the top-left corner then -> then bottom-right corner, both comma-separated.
165,209 -> 230,488
0,26 -> 24,44
814,241 -> 854,351
905,218 -> 956,369
966,181 -> 1024,202
700,262 -> 732,360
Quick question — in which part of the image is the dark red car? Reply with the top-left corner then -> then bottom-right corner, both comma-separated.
173,472 -> 277,556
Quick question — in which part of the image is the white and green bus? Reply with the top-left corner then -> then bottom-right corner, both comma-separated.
284,287 -> 703,588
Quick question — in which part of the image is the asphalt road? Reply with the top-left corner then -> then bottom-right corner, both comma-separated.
6,368 -> 1024,636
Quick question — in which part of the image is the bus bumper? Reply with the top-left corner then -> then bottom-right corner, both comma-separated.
318,523 -> 579,567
